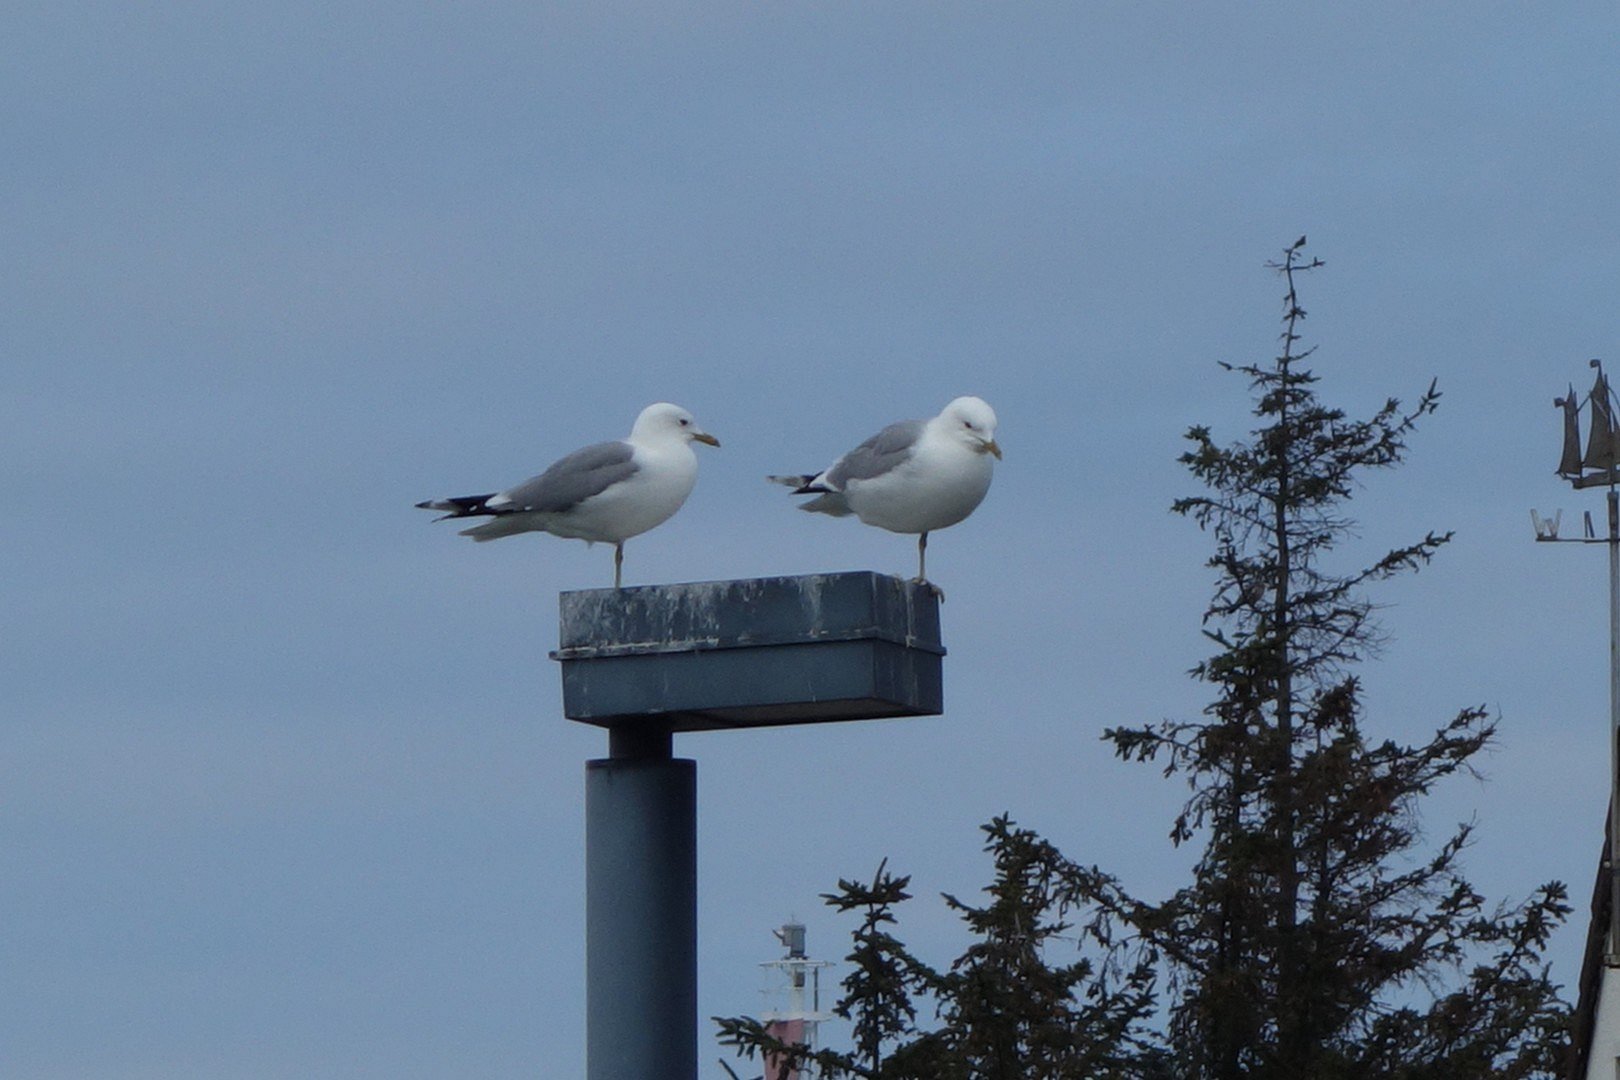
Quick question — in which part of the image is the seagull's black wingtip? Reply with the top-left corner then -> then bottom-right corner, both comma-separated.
416,493 -> 499,519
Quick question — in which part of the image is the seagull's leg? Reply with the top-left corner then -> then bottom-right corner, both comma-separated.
911,532 -> 943,600
614,542 -> 624,589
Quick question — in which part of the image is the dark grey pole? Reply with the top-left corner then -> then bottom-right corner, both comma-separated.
1607,487 -> 1620,960
555,574 -> 946,1076
585,725 -> 696,1080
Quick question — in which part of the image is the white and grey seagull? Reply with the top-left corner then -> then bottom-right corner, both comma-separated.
771,396 -> 1000,595
417,402 -> 719,588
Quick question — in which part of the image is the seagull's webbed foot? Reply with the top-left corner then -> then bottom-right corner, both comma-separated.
910,576 -> 945,602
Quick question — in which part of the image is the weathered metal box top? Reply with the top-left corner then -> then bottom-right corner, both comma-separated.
552,572 -> 944,732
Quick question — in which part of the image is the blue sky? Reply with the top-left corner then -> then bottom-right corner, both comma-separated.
7,4 -> 1619,1076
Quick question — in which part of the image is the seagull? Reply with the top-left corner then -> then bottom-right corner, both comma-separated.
417,402 -> 719,588
771,396 -> 1000,595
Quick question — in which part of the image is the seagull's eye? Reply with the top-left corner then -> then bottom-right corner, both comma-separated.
680,418 -> 690,426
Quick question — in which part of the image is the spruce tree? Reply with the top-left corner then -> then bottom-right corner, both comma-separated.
1100,237 -> 1570,1078
714,821 -> 1161,1078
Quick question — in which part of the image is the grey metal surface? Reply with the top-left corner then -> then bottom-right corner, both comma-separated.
585,756 -> 697,1080
553,572 -> 945,731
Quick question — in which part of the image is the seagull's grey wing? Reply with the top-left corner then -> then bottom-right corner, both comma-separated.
496,440 -> 638,514
825,420 -> 924,488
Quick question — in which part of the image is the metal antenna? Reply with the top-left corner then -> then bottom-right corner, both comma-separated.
1537,358 -> 1620,963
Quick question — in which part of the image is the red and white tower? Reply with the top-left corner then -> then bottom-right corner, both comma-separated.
760,922 -> 834,1080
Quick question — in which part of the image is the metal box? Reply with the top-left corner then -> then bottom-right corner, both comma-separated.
552,572 -> 944,732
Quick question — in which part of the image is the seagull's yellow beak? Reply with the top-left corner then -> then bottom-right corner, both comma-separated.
693,431 -> 721,447
982,438 -> 1002,460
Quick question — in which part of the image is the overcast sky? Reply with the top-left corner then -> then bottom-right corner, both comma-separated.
7,4 -> 1620,1077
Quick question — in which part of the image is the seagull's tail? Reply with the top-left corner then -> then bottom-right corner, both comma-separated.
457,515 -> 534,542
767,474 -> 852,517
767,473 -> 820,493
415,493 -> 498,522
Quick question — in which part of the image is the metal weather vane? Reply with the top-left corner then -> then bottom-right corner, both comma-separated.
1535,360 -> 1620,541
1557,360 -> 1620,487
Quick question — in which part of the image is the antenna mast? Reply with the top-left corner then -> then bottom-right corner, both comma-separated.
1538,359 -> 1620,961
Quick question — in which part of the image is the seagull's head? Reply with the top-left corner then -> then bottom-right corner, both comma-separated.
632,402 -> 720,448
940,396 -> 1001,459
